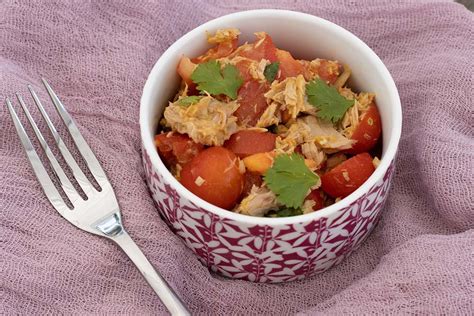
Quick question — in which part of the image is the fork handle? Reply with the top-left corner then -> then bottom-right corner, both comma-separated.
111,231 -> 190,315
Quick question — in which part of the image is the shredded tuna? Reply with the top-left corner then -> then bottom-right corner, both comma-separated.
274,119 -> 311,154
207,28 -> 241,44
333,64 -> 352,89
301,116 -> 355,151
235,185 -> 281,217
275,115 -> 353,154
264,75 -> 311,119
173,82 -> 191,101
338,87 -> 357,100
253,32 -> 267,48
246,127 -> 269,132
249,59 -> 269,82
373,156 -> 381,168
302,199 -> 316,214
340,104 -> 360,138
164,96 -> 239,146
301,142 -> 326,168
256,102 -> 281,127
339,88 -> 376,138
225,43 -> 252,59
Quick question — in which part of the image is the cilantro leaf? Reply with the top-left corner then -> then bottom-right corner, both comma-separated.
264,153 -> 320,208
306,78 -> 354,123
190,60 -> 243,100
267,207 -> 303,218
176,96 -> 202,106
264,62 -> 280,82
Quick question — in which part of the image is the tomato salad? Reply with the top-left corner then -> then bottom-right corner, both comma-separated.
155,29 -> 382,217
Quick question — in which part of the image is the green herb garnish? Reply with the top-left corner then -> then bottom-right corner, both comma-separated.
264,153 -> 320,208
190,60 -> 243,99
264,62 -> 280,82
306,78 -> 354,123
267,207 -> 303,218
176,96 -> 202,106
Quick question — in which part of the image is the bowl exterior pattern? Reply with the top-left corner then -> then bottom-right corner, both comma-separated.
143,148 -> 395,283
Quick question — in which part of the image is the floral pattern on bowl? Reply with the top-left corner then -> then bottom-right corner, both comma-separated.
142,147 -> 395,283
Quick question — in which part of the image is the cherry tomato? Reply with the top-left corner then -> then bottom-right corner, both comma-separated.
239,33 -> 277,62
180,147 -> 244,209
241,172 -> 263,197
155,132 -> 204,167
305,189 -> 325,211
234,80 -> 270,126
347,103 -> 382,154
321,153 -> 375,198
276,49 -> 305,80
224,130 -> 276,158
192,39 -> 238,63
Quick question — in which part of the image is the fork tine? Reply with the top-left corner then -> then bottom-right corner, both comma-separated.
6,98 -> 70,215
41,78 -> 108,187
28,85 -> 95,197
16,93 -> 83,206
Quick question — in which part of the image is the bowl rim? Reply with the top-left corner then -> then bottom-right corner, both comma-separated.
140,9 -> 402,226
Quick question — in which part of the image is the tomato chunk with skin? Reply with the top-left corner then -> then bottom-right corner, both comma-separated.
177,56 -> 197,87
305,189 -> 325,211
347,103 -> 382,154
192,39 -> 238,64
180,147 -> 244,209
224,130 -> 276,158
276,49 -> 305,80
239,33 -> 277,62
155,132 -> 204,167
299,59 -> 342,84
313,59 -> 342,84
234,80 -> 270,126
321,153 -> 375,198
235,60 -> 254,82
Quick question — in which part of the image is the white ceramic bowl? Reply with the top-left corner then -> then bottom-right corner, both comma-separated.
140,9 -> 401,283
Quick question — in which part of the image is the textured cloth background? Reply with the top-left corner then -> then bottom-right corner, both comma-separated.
1,0 -> 473,314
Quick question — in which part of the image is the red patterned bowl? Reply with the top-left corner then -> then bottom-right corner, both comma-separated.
140,10 -> 401,283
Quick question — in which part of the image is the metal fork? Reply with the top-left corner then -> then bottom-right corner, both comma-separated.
5,79 -> 190,315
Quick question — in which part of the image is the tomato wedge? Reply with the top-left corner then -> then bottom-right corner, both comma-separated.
347,103 -> 382,154
276,49 -> 304,80
239,33 -> 277,62
234,80 -> 270,126
180,147 -> 244,209
224,130 -> 276,158
155,132 -> 204,167
321,153 -> 375,198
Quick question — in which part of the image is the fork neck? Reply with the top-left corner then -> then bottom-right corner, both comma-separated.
96,213 -> 124,237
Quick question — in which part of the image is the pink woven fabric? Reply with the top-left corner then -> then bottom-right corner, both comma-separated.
1,0 -> 473,314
